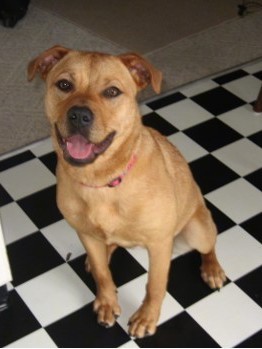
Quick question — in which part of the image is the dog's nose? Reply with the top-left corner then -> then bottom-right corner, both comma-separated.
67,106 -> 94,128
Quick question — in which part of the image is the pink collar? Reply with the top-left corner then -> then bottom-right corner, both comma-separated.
81,154 -> 137,189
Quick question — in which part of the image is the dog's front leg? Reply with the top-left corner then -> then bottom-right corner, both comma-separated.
128,239 -> 173,338
78,232 -> 121,327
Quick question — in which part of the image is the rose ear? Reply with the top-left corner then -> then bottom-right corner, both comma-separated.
27,45 -> 70,81
118,53 -> 162,94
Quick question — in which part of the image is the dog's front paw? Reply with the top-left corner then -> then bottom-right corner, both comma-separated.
128,304 -> 159,338
94,296 -> 121,328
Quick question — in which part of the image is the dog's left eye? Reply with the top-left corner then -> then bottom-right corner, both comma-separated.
56,79 -> 73,92
103,86 -> 122,98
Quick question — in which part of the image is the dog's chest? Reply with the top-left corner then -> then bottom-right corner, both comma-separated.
63,192 -> 136,246
87,201 -> 122,242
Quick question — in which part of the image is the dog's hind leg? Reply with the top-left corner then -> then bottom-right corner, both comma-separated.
79,233 -> 121,327
182,204 -> 226,289
200,248 -> 226,289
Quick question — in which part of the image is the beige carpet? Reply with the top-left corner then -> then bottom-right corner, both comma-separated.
34,0 -> 241,54
0,1 -> 262,155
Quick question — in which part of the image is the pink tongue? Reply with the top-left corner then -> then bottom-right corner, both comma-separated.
66,135 -> 93,160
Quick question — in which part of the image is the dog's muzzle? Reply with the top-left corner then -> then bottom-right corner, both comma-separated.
55,106 -> 116,166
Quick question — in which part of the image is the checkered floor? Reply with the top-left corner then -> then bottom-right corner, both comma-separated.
0,60 -> 262,348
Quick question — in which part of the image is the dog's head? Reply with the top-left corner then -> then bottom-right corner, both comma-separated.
28,46 -> 162,167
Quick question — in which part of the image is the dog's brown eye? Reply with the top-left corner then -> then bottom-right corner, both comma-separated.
103,86 -> 122,98
56,79 -> 73,92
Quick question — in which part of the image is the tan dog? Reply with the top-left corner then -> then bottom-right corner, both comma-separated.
28,46 -> 226,338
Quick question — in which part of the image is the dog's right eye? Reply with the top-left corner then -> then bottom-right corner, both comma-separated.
56,79 -> 73,92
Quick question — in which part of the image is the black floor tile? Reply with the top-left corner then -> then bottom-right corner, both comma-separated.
189,155 -> 239,195
244,168 -> 262,191
0,285 -> 9,311
46,303 -> 130,348
69,248 -> 146,294
191,86 -> 246,116
241,213 -> 262,244
236,267 -> 262,307
0,290 -> 41,347
69,254 -> 97,295
110,248 -> 146,286
167,251 -> 215,308
147,92 -> 186,109
248,130 -> 262,147
253,71 -> 262,80
142,112 -> 178,136
0,184 -> 13,207
17,185 -> 63,229
39,152 -> 57,175
0,151 -> 35,172
136,311 -> 220,348
213,69 -> 249,85
7,232 -> 64,286
185,118 -> 243,152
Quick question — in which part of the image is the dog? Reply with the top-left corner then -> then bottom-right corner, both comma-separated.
28,46 -> 226,338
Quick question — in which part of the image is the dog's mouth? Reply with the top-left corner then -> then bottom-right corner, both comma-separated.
55,125 -> 116,166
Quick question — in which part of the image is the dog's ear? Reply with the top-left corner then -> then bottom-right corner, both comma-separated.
118,53 -> 162,94
27,45 -> 70,81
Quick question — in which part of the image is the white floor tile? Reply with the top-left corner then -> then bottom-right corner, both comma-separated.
187,283 -> 262,347
216,226 -> 262,281
30,138 -> 53,157
117,274 -> 183,333
180,79 -> 218,97
172,234 -> 193,258
139,103 -> 153,115
7,282 -> 14,291
168,132 -> 208,162
6,328 -> 57,348
127,246 -> 149,271
41,220 -> 85,261
218,104 -> 262,136
1,202 -> 37,244
157,99 -> 213,130
16,264 -> 94,327
0,158 -> 56,200
128,238 -> 192,270
205,178 -> 262,224
213,138 -> 262,176
120,339 -> 139,348
243,60 -> 262,74
160,291 -> 184,324
223,75 -> 262,103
